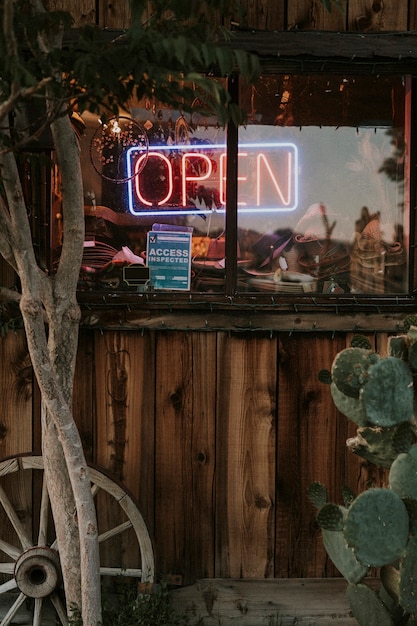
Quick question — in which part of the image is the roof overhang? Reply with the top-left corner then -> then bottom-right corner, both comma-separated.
63,28 -> 417,76
226,29 -> 417,74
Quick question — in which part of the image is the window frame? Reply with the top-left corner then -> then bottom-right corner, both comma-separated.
75,31 -> 417,324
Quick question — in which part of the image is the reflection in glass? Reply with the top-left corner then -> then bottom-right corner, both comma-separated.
237,75 -> 409,295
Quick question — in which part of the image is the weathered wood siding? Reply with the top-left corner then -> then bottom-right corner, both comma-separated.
52,0 -> 410,32
0,0 -> 413,586
0,328 -> 391,584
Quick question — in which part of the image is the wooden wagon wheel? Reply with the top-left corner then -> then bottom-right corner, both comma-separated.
0,455 -> 155,626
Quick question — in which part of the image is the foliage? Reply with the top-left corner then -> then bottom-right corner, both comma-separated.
0,0 -> 260,152
311,324 -> 417,625
67,580 -> 190,626
101,579 -> 189,626
320,0 -> 347,13
68,603 -> 83,626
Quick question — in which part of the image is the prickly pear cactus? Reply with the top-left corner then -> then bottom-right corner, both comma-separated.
344,488 -> 409,567
360,357 -> 414,427
347,422 -> 415,469
331,347 -> 378,398
311,324 -> 417,626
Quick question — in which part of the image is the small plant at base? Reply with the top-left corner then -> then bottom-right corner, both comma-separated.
101,578 -> 190,626
68,603 -> 83,626
265,614 -> 307,625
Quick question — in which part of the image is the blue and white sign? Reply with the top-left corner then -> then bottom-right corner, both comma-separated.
146,231 -> 192,290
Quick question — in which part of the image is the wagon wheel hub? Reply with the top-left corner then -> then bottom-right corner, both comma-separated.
14,546 -> 61,598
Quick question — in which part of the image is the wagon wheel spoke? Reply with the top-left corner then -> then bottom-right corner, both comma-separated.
0,538 -> 20,560
98,520 -> 143,578
0,578 -> 17,594
98,520 -> 132,543
0,591 -> 26,626
33,598 -> 42,626
0,484 -> 32,550
99,566 -> 144,578
50,591 -> 69,624
37,474 -> 50,546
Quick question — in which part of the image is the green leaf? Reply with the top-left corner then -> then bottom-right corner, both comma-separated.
174,36 -> 188,65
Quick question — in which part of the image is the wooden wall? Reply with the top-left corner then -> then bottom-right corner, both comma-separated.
51,0 -> 413,32
0,0 -> 414,586
0,328 -> 391,584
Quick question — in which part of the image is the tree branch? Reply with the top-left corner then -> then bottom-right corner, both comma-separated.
46,93 -> 85,301
3,0 -> 17,60
0,196 -> 17,271
0,286 -> 21,304
0,135 -> 48,299
0,79 -> 53,128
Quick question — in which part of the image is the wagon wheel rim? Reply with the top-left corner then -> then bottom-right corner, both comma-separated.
0,455 -> 155,626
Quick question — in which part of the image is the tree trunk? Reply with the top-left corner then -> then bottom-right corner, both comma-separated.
20,289 -> 102,625
0,104 -> 102,624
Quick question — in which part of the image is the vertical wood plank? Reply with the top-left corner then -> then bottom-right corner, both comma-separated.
276,333 -> 347,578
409,3 -> 417,29
154,332 -> 216,584
49,0 -> 97,25
347,0 -> 408,31
0,331 -> 33,460
287,0 -> 346,31
0,331 -> 33,561
92,330 -> 155,573
94,330 -> 155,526
215,333 -> 276,578
0,259 -> 17,293
240,0 -> 285,30
97,0 -> 131,28
73,330 -> 96,462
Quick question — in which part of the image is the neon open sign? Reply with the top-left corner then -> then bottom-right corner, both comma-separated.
126,142 -> 298,216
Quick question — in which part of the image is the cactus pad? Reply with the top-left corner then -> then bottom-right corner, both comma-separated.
307,482 -> 328,509
403,498 -> 417,534
380,565 -> 400,604
344,488 -> 409,567
387,335 -> 408,360
330,382 -> 367,426
331,347 -> 378,399
392,421 -> 415,456
360,357 -> 414,427
408,342 -> 417,371
347,423 -> 414,469
317,503 -> 344,531
346,583 -> 396,626
342,485 -> 356,508
399,535 -> 417,612
403,316 -> 417,332
350,335 -> 372,350
389,444 -> 417,499
318,368 -> 332,384
322,526 -> 368,584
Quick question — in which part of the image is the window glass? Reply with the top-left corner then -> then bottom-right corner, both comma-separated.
77,74 -> 409,296
79,98 -> 227,292
236,75 -> 409,295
